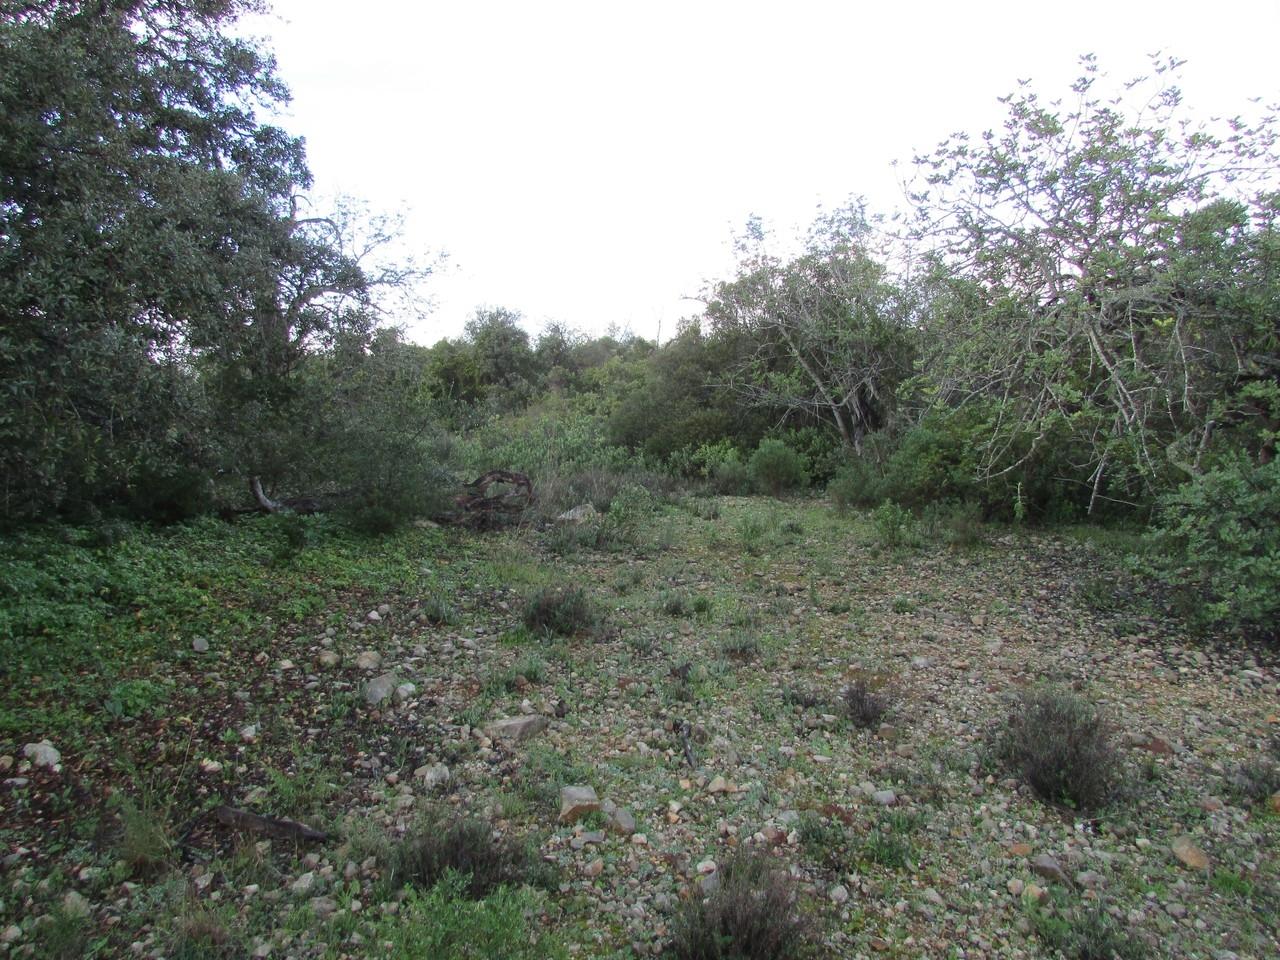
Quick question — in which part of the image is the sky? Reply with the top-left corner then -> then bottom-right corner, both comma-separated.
245,0 -> 1280,346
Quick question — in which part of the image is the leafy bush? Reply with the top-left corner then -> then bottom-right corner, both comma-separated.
1141,458 -> 1280,636
992,687 -> 1120,811
827,462 -> 881,512
666,849 -> 812,960
922,500 -> 986,549
522,585 -> 602,638
869,500 -> 916,549
748,440 -> 809,497
391,818 -> 540,899
840,680 -> 889,729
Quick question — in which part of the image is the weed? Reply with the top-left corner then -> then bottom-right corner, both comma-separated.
798,811 -> 849,870
1224,757 -> 1280,806
371,871 -> 567,959
890,595 -> 915,614
116,799 -> 173,878
419,591 -> 459,626
737,516 -> 766,556
657,590 -> 693,617
782,686 -> 824,710
169,904 -> 243,960
31,904 -> 92,960
1027,895 -> 1147,960
860,827 -> 913,870
992,687 -> 1120,812
522,585 -> 602,638
839,680 -> 889,730
719,633 -> 760,662
391,817 -> 542,899
666,849 -> 813,960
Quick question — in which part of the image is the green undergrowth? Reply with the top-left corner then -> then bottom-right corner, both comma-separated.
0,515 -> 450,745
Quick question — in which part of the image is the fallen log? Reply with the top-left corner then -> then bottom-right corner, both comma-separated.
212,804 -> 328,843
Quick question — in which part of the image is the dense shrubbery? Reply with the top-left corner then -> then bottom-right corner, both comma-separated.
1141,458 -> 1280,637
992,687 -> 1120,811
748,440 -> 809,497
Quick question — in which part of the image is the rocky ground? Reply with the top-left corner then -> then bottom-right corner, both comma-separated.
2,497 -> 1278,958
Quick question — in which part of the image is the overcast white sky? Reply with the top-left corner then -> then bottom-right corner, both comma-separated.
246,0 -> 1280,345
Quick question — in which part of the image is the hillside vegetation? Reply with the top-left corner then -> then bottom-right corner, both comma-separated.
2,3 -> 1279,958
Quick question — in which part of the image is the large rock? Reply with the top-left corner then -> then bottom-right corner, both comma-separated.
484,715 -> 548,742
1171,835 -> 1210,871
556,504 -> 599,524
22,740 -> 60,771
355,650 -> 382,670
364,673 -> 398,706
559,785 -> 601,823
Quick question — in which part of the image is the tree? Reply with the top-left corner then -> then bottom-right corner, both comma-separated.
909,55 -> 1280,512
0,0 -> 305,519
704,206 -> 916,455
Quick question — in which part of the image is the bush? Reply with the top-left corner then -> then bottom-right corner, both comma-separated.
1141,458 -> 1280,637
827,460 -> 882,512
992,687 -> 1120,811
391,818 -> 539,899
748,440 -> 809,497
840,680 -> 889,729
869,500 -> 916,549
922,500 -> 986,549
666,849 -> 812,960
522,585 -> 602,638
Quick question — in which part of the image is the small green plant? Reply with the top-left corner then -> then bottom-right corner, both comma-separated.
371,871 -> 567,959
666,849 -> 813,960
860,826 -> 913,869
992,687 -> 1120,811
718,633 -> 760,662
391,817 -> 542,899
522,585 -> 602,638
419,591 -> 459,626
890,595 -> 915,614
1026,894 -> 1147,960
117,799 -> 173,878
657,590 -> 692,617
870,500 -> 916,549
839,680 -> 888,729
798,811 -> 849,870
1224,757 -> 1280,806
170,905 -> 243,960
737,515 -> 766,556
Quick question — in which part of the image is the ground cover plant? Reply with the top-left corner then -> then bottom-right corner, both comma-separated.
3,497 -> 1278,958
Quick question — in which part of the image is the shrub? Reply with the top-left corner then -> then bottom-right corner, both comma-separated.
522,585 -> 602,638
419,591 -> 459,626
666,849 -> 812,960
1141,458 -> 1280,636
391,818 -> 538,899
117,800 -> 173,878
992,687 -> 1120,811
748,440 -> 809,497
869,500 -> 916,549
922,500 -> 986,549
840,680 -> 889,729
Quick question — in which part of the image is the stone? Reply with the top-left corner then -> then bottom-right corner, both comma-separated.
922,887 -> 945,907
1,926 -> 21,944
706,775 -> 733,794
199,758 -> 222,774
696,858 -> 718,875
605,805 -> 636,836
192,637 -> 209,653
872,789 -> 897,806
484,715 -> 548,742
355,651 -> 382,670
1171,835 -> 1210,871
830,884 -> 850,904
415,764 -> 451,791
22,740 -> 60,771
1007,878 -> 1024,896
1030,854 -> 1071,885
1008,842 -> 1033,858
364,673 -> 397,706
557,504 -> 600,524
366,610 -> 382,622
583,858 -> 604,878
559,785 -> 600,823
290,872 -> 316,895
317,651 -> 341,668
1268,792 -> 1280,815
394,682 -> 417,703
1076,870 -> 1104,889
310,896 -> 338,918
61,891 -> 90,918
1024,882 -> 1048,903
